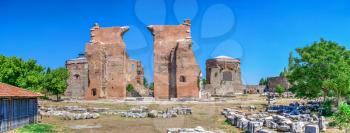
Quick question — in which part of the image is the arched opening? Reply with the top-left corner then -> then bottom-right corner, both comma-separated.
91,88 -> 97,96
180,76 -> 186,82
74,74 -> 80,80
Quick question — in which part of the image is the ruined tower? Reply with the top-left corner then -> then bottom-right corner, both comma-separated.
65,54 -> 88,99
205,56 -> 244,96
148,20 -> 200,100
85,24 -> 129,99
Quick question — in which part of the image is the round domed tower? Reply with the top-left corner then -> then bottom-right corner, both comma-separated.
205,56 -> 243,96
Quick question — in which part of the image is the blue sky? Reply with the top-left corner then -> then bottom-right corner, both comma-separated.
1,0 -> 350,84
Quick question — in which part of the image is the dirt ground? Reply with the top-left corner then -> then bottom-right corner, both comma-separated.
38,95 -> 343,133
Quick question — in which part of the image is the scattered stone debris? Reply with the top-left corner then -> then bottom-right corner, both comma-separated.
222,103 -> 327,133
266,101 -> 321,115
40,106 -> 192,120
40,106 -> 100,120
166,126 -> 214,133
120,106 -> 192,118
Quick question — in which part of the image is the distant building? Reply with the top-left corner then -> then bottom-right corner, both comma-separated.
65,53 -> 88,99
204,56 -> 244,96
267,76 -> 291,92
0,83 -> 42,132
245,85 -> 266,94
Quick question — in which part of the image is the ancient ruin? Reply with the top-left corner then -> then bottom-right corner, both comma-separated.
66,23 -> 147,100
245,85 -> 266,94
148,20 -> 200,100
204,56 -> 244,97
267,76 -> 291,92
65,54 -> 88,98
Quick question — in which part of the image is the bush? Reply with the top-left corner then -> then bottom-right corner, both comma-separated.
275,85 -> 285,96
322,99 -> 334,116
126,84 -> 134,92
332,102 -> 350,131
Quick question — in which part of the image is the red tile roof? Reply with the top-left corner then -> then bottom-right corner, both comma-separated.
0,82 -> 43,97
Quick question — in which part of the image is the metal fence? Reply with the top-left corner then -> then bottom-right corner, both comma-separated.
0,98 -> 38,132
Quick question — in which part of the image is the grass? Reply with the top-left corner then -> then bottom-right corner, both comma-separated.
40,95 -> 340,133
17,124 -> 55,133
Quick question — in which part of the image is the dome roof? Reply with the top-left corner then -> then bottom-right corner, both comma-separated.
214,56 -> 235,59
213,55 -> 240,62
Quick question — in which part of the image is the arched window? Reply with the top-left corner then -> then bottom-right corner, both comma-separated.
180,76 -> 186,82
74,74 -> 80,80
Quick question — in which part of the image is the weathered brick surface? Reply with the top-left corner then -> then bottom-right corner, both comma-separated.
85,24 -> 129,100
175,39 -> 200,98
149,20 -> 199,100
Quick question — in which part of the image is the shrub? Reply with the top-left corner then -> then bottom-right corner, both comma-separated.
322,99 -> 334,116
275,85 -> 285,96
126,84 -> 134,92
332,102 -> 350,132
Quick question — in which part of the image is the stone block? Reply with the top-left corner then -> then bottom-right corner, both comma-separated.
304,124 -> 319,133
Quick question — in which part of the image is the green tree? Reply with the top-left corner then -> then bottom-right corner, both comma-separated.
143,77 -> 148,88
201,78 -> 207,86
332,102 -> 350,133
288,39 -> 350,102
259,78 -> 267,85
44,67 -> 69,101
276,84 -> 285,97
288,51 -> 294,70
126,84 -> 134,92
0,55 -> 45,92
279,67 -> 288,77
149,82 -> 154,90
280,52 -> 295,77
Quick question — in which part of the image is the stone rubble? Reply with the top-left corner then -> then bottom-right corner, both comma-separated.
120,106 -> 192,119
40,106 -> 192,120
222,103 -> 327,133
39,106 -> 100,120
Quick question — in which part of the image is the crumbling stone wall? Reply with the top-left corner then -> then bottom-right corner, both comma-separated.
205,56 -> 244,96
85,24 -> 129,100
148,20 -> 200,99
175,39 -> 200,98
245,85 -> 265,94
126,60 -> 148,96
65,54 -> 88,99
267,76 -> 291,92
